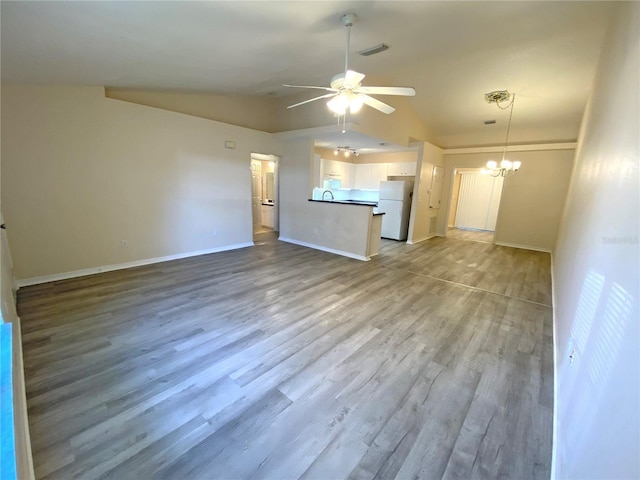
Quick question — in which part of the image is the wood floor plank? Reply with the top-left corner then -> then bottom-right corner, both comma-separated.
19,231 -> 554,479
154,389 -> 293,479
392,364 -> 482,480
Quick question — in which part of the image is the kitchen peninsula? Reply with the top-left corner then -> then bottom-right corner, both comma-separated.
306,198 -> 384,259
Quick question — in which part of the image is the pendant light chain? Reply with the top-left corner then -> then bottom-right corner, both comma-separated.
483,90 -> 521,177
501,93 -> 516,163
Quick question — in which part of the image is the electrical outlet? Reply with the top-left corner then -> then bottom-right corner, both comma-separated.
121,240 -> 128,248
567,336 -> 575,364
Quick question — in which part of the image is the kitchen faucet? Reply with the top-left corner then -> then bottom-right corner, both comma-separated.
322,190 -> 334,201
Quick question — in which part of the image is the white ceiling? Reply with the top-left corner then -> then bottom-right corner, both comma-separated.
1,1 -> 614,148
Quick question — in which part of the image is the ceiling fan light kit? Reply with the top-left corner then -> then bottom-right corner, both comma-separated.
284,12 -> 415,122
482,90 -> 521,177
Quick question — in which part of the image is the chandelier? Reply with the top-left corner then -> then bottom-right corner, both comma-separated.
482,90 -> 521,177
334,146 -> 359,157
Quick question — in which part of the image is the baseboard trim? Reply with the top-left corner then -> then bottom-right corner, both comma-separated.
16,242 -> 254,287
494,241 -> 552,253
550,252 -> 559,479
278,237 -> 369,261
407,233 -> 438,245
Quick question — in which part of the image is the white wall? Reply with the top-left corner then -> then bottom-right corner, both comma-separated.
439,149 -> 574,251
552,3 -> 639,479
1,86 -> 282,282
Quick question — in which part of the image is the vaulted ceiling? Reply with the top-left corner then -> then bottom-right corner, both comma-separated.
1,1 -> 614,148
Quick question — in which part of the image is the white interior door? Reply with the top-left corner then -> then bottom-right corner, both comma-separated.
250,160 -> 262,230
455,172 -> 503,231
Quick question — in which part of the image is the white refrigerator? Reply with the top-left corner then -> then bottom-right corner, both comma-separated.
378,180 -> 414,240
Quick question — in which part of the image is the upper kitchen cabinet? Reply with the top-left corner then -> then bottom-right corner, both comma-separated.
320,158 -> 355,188
371,163 -> 389,187
388,161 -> 417,176
354,163 -> 388,189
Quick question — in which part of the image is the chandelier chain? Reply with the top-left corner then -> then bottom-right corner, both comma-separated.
501,93 -> 516,163
495,95 -> 515,110
482,90 -> 521,177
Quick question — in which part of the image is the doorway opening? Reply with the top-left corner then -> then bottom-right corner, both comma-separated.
447,167 -> 503,243
250,153 -> 279,243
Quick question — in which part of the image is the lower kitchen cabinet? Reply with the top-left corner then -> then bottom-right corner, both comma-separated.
261,204 -> 274,228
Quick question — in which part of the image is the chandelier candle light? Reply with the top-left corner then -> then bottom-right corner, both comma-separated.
482,91 -> 521,177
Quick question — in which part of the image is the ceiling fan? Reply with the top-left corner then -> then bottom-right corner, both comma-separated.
284,13 -> 416,116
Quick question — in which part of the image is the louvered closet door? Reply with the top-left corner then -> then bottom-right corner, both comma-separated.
454,173 -> 504,231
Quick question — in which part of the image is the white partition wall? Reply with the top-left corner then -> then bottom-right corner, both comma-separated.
454,172 -> 503,231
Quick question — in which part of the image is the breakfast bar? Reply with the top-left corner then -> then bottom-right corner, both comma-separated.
306,199 -> 384,259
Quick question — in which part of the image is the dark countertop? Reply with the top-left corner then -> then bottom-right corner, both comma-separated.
308,198 -> 376,206
308,199 -> 385,215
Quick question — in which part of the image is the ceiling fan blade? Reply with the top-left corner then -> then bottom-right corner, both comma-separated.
344,70 -> 365,87
283,84 -> 337,92
287,93 -> 337,109
357,86 -> 416,96
361,94 -> 396,114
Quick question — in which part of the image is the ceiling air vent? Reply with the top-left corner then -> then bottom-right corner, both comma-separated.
359,43 -> 389,56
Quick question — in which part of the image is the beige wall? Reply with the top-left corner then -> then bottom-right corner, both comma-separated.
353,150 -> 418,165
355,94 -> 433,148
1,86 -> 282,281
106,88 -> 279,133
107,80 -> 434,149
408,142 -> 443,244
493,150 -> 574,251
313,148 -> 419,166
553,3 -> 639,478
313,147 -> 357,163
439,149 -> 574,251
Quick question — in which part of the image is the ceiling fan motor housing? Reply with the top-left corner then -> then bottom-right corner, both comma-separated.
341,13 -> 357,27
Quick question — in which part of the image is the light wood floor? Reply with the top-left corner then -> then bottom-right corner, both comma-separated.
19,232 -> 553,479
447,227 -> 495,244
